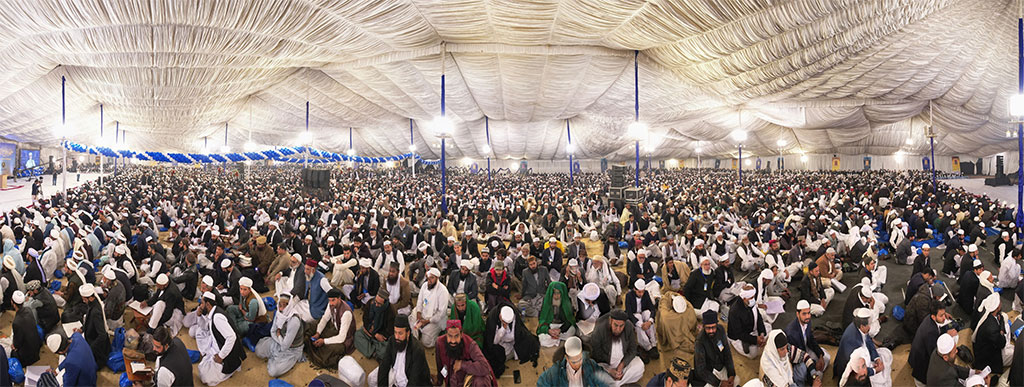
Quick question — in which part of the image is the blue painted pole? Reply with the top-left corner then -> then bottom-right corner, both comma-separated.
61,75 -> 67,194
99,104 -> 104,186
1017,16 -> 1024,235
441,74 -> 448,215
930,136 -> 937,194
567,118 -> 573,185
485,116 -> 491,182
738,145 -> 743,185
305,101 -> 309,169
114,121 -> 118,176
633,50 -> 640,188
410,118 -> 416,177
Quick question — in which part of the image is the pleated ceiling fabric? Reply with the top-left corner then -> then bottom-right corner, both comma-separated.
0,0 -> 1015,160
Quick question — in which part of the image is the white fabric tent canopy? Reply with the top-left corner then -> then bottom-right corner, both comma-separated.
0,0 -> 1018,161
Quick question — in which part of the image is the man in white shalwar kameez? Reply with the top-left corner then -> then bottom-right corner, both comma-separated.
410,268 -> 449,348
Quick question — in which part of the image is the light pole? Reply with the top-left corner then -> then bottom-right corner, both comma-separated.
59,75 -> 67,196
566,118 -> 575,185
483,117 -> 492,182
409,118 -> 416,178
99,103 -> 103,187
435,43 -> 454,214
776,139 -> 786,173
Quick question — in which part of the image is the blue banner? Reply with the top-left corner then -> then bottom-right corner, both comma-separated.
863,156 -> 872,170
755,158 -> 762,170
922,156 -> 931,171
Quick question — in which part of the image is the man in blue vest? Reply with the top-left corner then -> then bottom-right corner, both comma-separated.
295,259 -> 331,323
46,332 -> 96,387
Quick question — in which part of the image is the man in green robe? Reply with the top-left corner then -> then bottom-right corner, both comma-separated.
448,293 -> 485,347
537,281 -> 577,347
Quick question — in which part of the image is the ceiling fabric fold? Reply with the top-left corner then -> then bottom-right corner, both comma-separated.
0,0 -> 1014,160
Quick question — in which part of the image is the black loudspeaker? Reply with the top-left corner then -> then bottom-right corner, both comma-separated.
996,155 -> 1005,176
316,170 -> 329,188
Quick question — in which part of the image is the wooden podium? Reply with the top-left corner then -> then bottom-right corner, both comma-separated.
0,174 -> 8,189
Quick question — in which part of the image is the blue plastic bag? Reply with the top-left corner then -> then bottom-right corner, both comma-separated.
268,379 -> 293,387
187,349 -> 201,364
8,357 -> 24,384
119,372 -> 131,387
52,270 -> 63,279
48,281 -> 61,293
618,241 -> 629,249
263,296 -> 277,312
892,305 -> 905,321
36,325 -> 44,341
107,327 -> 126,372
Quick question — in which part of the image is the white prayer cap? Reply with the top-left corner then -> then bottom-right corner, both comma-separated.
568,259 -> 578,267
965,375 -> 986,387
739,288 -> 756,299
327,236 -> 335,242
211,230 -> 220,237
103,269 -> 116,281
979,222 -> 985,227
694,239 -> 705,246
760,269 -> 774,281
672,295 -> 687,313
220,259 -> 232,269
2,255 -> 13,271
580,283 -> 600,301
936,333 -> 958,354
383,240 -> 391,246
549,237 -> 557,243
239,277 -> 253,289
156,273 -> 169,285
500,306 -> 515,324
115,245 -> 128,255
958,229 -> 965,235
11,290 -> 24,305
853,308 -> 871,319
269,221 -> 279,227
978,292 -> 1000,314
359,258 -> 372,268
700,227 -> 707,233
46,334 -> 64,353
922,244 -> 930,249
427,268 -> 441,278
685,230 -> 693,235
447,236 -> 456,242
79,283 -> 96,298
1002,231 -> 1009,237
417,241 -> 429,251
968,244 -> 978,252
860,285 -> 872,299
202,275 -> 214,287
565,336 -> 583,358
460,260 -> 472,269
637,250 -> 646,257
972,259 -> 983,268
50,230 -> 59,239
202,291 -> 217,302
27,248 -> 39,258
634,279 -> 646,290
826,247 -> 836,254
304,234 -> 312,240
796,300 -> 811,311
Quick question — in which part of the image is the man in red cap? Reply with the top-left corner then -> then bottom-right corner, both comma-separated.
434,320 -> 496,387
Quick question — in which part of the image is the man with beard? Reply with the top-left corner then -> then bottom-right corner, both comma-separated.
197,291 -> 246,386
412,268 -> 449,348
519,256 -> 549,317
483,260 -> 512,312
449,293 -> 485,347
374,240 -> 405,277
483,304 -> 540,377
99,269 -> 126,330
0,256 -> 25,313
538,336 -> 613,386
683,256 -> 719,311
434,320 -> 497,387
152,326 -> 194,387
10,291 -> 41,366
447,260 -> 479,303
381,262 -> 412,315
538,281 -> 577,349
368,315 -> 432,387
255,292 -> 305,377
293,258 -> 331,323
298,234 -> 321,262
693,310 -> 736,387
353,288 -> 392,362
78,283 -> 111,368
141,273 -> 185,335
345,258 -> 380,309
588,309 -> 644,387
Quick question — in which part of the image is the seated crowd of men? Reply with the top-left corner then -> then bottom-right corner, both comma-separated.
0,165 -> 1021,387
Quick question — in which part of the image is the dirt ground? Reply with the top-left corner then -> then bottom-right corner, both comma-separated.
3,238 -> 1009,387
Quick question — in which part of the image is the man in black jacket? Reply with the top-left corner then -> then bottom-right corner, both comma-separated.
370,315 -> 432,387
482,303 -> 540,377
10,291 -> 41,366
589,310 -> 643,386
143,273 -> 185,335
727,285 -> 767,359
693,310 -> 736,387
152,326 -> 194,387
79,283 -> 110,368
908,300 -> 955,385
973,293 -> 1009,376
